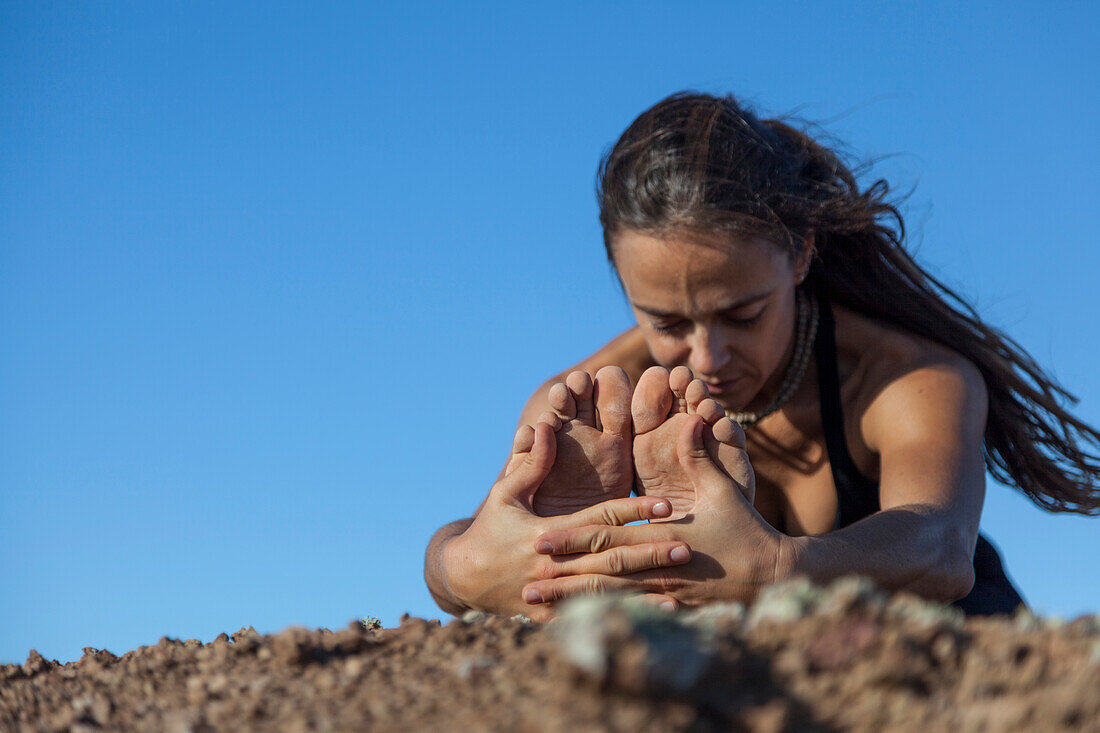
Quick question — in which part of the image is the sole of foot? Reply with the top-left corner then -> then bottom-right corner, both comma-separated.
631,365 -> 755,519
530,366 -> 636,517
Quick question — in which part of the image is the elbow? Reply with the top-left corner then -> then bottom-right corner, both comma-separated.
899,515 -> 976,603
939,558 -> 975,603
923,525 -> 976,603
914,557 -> 973,604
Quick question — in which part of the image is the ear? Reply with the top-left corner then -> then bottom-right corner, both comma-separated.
794,230 -> 815,284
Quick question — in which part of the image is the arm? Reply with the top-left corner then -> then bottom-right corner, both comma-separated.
524,356 -> 988,607
777,504 -> 976,601
424,518 -> 474,616
778,356 -> 988,601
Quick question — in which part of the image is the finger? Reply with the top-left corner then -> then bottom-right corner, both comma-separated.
635,594 -> 680,612
557,495 -> 673,530
685,378 -> 711,412
495,421 -> 557,505
522,572 -> 678,605
536,522 -> 679,555
565,370 -> 596,427
711,414 -> 747,449
592,366 -> 633,438
541,541 -> 691,578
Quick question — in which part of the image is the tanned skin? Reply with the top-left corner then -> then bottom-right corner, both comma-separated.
426,231 -> 984,615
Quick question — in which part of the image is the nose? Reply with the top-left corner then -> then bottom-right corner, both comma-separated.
688,325 -> 731,377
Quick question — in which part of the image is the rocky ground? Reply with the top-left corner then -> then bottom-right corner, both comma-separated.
3,577 -> 1099,732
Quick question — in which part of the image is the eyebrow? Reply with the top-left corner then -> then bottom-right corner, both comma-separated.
632,290 -> 773,319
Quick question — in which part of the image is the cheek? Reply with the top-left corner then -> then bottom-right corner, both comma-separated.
755,313 -> 794,368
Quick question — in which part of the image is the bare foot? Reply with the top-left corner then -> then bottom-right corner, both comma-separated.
632,366 -> 755,519
530,367 -> 635,517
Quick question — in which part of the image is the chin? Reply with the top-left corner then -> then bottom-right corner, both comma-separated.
715,383 -> 761,414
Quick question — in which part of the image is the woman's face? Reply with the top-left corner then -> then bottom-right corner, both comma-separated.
612,229 -> 809,413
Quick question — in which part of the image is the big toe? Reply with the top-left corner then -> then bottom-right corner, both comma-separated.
593,366 -> 633,438
632,366 -> 674,435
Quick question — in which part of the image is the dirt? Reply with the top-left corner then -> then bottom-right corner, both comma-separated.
2,578 -> 1099,732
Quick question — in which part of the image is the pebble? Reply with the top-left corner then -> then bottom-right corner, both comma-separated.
1041,615 -> 1066,631
552,595 -> 717,694
231,626 -> 261,643
23,649 -> 55,676
681,602 -> 747,630
817,576 -> 887,616
1080,614 -> 1100,636
747,577 -> 825,628
1013,609 -> 1043,632
886,595 -> 964,629
454,655 -> 498,680
461,609 -> 490,624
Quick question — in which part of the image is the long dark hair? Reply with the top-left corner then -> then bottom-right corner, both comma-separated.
597,91 -> 1100,515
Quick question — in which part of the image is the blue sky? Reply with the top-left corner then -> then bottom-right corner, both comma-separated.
2,1 -> 1097,663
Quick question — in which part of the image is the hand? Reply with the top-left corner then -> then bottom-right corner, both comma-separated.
522,415 -> 786,608
442,417 -> 695,620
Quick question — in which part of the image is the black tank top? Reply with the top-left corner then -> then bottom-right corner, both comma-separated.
813,297 -> 1025,616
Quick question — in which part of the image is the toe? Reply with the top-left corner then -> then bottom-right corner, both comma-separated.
511,424 -> 535,454
669,366 -> 693,414
712,416 -> 747,449
565,371 -> 596,427
632,366 -> 674,435
548,382 -> 576,420
507,424 -> 535,475
696,398 -> 726,426
536,410 -> 563,431
593,366 -> 633,438
685,379 -> 711,412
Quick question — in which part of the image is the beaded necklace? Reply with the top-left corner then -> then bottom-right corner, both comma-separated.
727,288 -> 819,427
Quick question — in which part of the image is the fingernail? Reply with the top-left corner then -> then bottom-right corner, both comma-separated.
660,601 -> 676,612
535,540 -> 553,554
652,501 -> 671,517
523,589 -> 543,604
670,546 -> 690,562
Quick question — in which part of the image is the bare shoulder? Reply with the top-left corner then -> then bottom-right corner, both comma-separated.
832,304 -> 988,453
515,327 -> 654,429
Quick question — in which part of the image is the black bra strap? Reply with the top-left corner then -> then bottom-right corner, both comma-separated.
814,296 -> 880,528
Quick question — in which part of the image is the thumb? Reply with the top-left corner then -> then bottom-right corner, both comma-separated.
677,415 -> 735,499
495,420 -> 557,508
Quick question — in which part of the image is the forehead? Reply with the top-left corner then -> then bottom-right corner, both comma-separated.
612,230 -> 789,312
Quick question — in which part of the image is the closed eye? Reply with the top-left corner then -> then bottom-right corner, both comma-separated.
650,320 -> 689,335
724,305 -> 766,327
724,313 -> 763,327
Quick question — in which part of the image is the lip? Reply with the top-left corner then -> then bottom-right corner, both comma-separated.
702,377 -> 743,395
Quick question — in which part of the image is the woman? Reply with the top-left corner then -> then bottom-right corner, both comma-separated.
424,92 -> 1100,620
